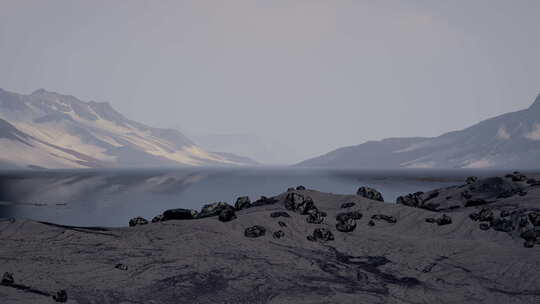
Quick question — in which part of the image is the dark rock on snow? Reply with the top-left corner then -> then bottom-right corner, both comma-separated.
296,185 -> 306,190
218,209 -> 237,222
285,193 -> 317,215
336,211 -> 363,222
340,202 -> 356,209
115,263 -> 128,271
198,202 -> 234,218
270,211 -> 290,218
307,228 -> 334,242
252,196 -> 279,207
278,221 -> 287,228
273,230 -> 285,239
357,186 -> 384,202
371,214 -> 397,224
336,218 -> 357,232
53,290 -> 68,303
162,208 -> 198,221
244,225 -> 266,238
129,217 -> 149,227
466,176 -> 478,184
234,196 -> 251,210
1,272 -> 14,285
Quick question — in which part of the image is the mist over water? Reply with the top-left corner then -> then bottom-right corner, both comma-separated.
0,168 -> 518,227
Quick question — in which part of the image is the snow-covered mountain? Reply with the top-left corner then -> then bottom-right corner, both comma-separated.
0,88 -> 257,169
297,95 -> 540,169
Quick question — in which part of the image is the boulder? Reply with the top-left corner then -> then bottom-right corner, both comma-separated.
244,225 -> 266,238
465,199 -> 488,207
336,211 -> 363,222
234,196 -> 251,210
252,196 -> 279,207
129,217 -> 149,227
528,212 -> 540,226
270,211 -> 290,218
368,220 -> 375,226
466,176 -> 478,184
307,228 -> 334,242
371,214 -> 397,224
336,218 -> 357,232
1,272 -> 14,286
357,186 -> 384,202
340,202 -> 356,209
285,193 -> 317,214
396,192 -> 424,207
278,221 -> 287,228
151,214 -> 165,223
115,263 -> 128,271
436,214 -> 452,226
287,187 -> 295,192
162,208 -> 198,221
53,290 -> 68,303
273,230 -> 285,239
491,218 -> 514,232
479,223 -> 490,230
218,209 -> 237,222
198,202 -> 234,218
306,210 -> 325,224
296,185 -> 306,190
469,208 -> 494,222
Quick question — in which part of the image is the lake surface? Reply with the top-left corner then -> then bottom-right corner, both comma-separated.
0,168 -> 517,227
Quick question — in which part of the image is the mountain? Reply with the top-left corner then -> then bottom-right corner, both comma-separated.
0,88 -> 257,169
298,95 -> 540,169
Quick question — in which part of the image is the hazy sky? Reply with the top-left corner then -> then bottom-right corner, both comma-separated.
1,0 -> 539,164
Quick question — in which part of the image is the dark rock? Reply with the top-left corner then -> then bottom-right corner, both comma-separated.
296,185 -> 306,190
115,263 -> 128,271
244,225 -> 266,238
510,172 -> 527,182
524,240 -> 535,248
368,220 -> 375,226
198,202 -> 234,218
479,223 -> 490,230
518,191 -> 527,197
470,208 -> 494,222
357,186 -> 384,202
278,221 -> 287,228
336,218 -> 357,232
129,217 -> 148,227
285,193 -> 317,214
371,214 -> 397,224
425,218 -> 436,223
218,209 -> 237,222
436,214 -> 452,226
1,272 -> 14,285
53,290 -> 68,303
336,211 -> 363,222
465,199 -> 487,207
252,196 -> 279,206
466,176 -> 478,184
461,191 -> 472,200
287,187 -> 295,192
151,214 -> 165,223
529,212 -> 540,226
273,230 -> 285,239
234,196 -> 251,210
491,218 -> 514,232
270,211 -> 291,218
500,210 -> 510,218
307,228 -> 334,242
340,202 -> 356,209
306,211 -> 326,224
526,178 -> 537,185
520,229 -> 538,243
162,208 -> 198,221
519,216 -> 530,228
396,192 -> 424,207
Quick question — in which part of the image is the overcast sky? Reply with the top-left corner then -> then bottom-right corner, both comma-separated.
1,0 -> 539,164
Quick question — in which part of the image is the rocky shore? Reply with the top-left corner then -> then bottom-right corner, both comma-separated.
1,173 -> 539,303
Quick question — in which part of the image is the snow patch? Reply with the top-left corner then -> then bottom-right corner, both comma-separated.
496,127 -> 510,140
524,124 -> 540,141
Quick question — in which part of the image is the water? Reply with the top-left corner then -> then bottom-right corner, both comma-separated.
0,168 -> 514,227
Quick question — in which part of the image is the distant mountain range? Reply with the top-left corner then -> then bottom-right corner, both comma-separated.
0,88 -> 257,169
298,95 -> 540,169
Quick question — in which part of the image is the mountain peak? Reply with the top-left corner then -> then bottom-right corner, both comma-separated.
530,93 -> 540,111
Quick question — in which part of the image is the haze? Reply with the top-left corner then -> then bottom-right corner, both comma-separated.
1,0 -> 539,164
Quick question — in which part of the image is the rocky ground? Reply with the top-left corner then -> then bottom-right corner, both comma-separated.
1,173 -> 539,303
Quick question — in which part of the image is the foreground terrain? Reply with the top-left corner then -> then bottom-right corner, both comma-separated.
1,173 -> 539,303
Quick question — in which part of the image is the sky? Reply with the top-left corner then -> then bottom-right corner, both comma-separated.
1,0 -> 539,164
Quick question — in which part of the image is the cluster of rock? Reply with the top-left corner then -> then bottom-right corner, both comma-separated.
469,207 -> 540,248
357,186 -> 384,202
425,214 -> 452,226
335,211 -> 362,232
284,192 -> 327,225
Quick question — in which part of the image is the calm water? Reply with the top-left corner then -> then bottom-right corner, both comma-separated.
0,168 -> 513,227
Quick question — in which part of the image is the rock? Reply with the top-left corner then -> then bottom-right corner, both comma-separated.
218,209 -> 237,222
491,218 -> 514,232
368,220 -> 375,226
1,272 -> 14,286
336,218 -> 357,232
357,186 -> 384,202
461,191 -> 473,200
371,214 -> 397,224
287,187 -> 295,192
307,228 -> 334,242
396,192 -> 424,207
500,210 -> 510,217
466,176 -> 478,184
524,240 -> 535,248
151,214 -> 165,223
53,290 -> 68,303
520,229 -> 538,243
425,218 -> 436,223
336,211 -> 363,222
235,196 -> 251,210
469,208 -> 494,222
306,210 -> 325,224
511,172 -> 527,182
162,208 -> 198,221
296,185 -> 306,190
198,202 -> 234,218
285,193 -> 317,214
465,199 -> 487,207
436,214 -> 452,226
244,225 -> 266,238
529,212 -> 540,226
340,202 -> 356,208
273,230 -> 285,239
270,211 -> 290,218
252,196 -> 279,207
129,217 -> 148,227
278,221 -> 287,228
115,263 -> 128,271
479,223 -> 490,230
